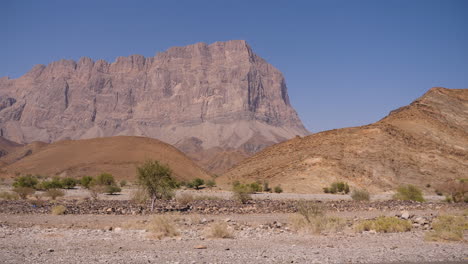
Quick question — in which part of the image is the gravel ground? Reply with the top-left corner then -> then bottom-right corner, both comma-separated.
0,212 -> 467,264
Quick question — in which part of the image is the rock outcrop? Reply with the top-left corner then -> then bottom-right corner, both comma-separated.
0,40 -> 308,173
220,88 -> 468,193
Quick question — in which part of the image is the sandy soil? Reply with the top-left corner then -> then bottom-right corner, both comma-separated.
1,210 -> 467,264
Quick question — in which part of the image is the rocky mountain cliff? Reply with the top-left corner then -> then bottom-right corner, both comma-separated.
220,88 -> 468,193
0,40 -> 308,173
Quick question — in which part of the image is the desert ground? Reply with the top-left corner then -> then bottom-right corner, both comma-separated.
0,187 -> 466,264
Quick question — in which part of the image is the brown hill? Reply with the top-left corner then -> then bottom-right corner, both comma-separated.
219,88 -> 468,193
0,136 -> 210,182
0,136 -> 22,158
0,141 -> 48,167
0,40 -> 308,174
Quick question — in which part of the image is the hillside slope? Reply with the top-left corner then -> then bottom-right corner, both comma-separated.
220,88 -> 468,193
0,136 -> 210,182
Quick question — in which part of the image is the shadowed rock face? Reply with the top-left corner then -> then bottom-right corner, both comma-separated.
0,40 -> 308,172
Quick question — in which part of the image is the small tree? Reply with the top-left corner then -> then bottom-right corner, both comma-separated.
137,160 -> 177,211
93,173 -> 116,186
393,185 -> 425,202
191,178 -> 205,190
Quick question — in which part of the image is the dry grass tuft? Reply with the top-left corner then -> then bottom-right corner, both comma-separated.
147,215 -> 179,239
425,215 -> 467,242
207,221 -> 233,239
51,205 -> 66,215
355,216 -> 412,233
290,201 -> 345,234
0,191 -> 19,200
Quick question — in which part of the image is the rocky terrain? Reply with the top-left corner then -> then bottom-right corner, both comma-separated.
220,88 -> 468,193
0,40 -> 308,173
0,136 -> 210,181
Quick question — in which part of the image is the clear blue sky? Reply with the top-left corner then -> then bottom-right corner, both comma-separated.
2,0 -> 467,132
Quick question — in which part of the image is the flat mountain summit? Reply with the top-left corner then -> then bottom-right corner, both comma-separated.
220,88 -> 468,193
0,40 -> 308,173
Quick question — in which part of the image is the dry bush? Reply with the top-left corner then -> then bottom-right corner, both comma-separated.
12,187 -> 35,199
425,215 -> 467,242
89,185 -> 105,200
437,179 -> 467,203
0,191 -> 19,200
207,221 -> 233,239
131,187 -> 149,205
176,193 -> 194,206
232,184 -> 252,204
45,188 -> 65,200
393,185 -> 425,202
147,215 -> 179,239
290,201 -> 345,234
51,205 -> 66,215
351,189 -> 370,201
355,216 -> 412,233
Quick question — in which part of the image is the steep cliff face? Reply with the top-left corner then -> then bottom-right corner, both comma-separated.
0,40 -> 308,172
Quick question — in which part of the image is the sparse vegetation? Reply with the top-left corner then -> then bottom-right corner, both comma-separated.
93,173 -> 116,186
437,179 -> 467,203
205,179 -> 216,188
130,187 -> 149,205
80,176 -> 94,189
13,175 -> 39,189
249,182 -> 262,192
147,215 -> 179,239
176,193 -> 194,206
45,188 -> 65,200
355,216 -> 412,233
0,191 -> 19,200
40,177 -> 63,190
51,205 -> 66,215
190,178 -> 205,190
87,173 -> 121,195
274,185 -> 283,193
393,185 -> 425,202
137,160 -> 177,211
232,183 -> 253,204
425,215 -> 467,242
323,181 -> 349,194
351,189 -> 370,201
290,201 -> 345,234
262,181 -> 271,192
120,180 -> 127,188
105,185 -> 121,195
61,177 -> 77,189
207,221 -> 233,238
12,187 -> 35,199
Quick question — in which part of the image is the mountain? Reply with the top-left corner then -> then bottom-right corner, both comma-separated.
0,40 -> 308,173
0,136 -> 210,182
219,88 -> 468,193
0,136 -> 22,158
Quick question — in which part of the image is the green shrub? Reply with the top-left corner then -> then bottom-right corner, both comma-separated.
425,215 -> 467,241
12,187 -> 35,199
232,184 -> 252,204
191,178 -> 205,190
61,177 -> 77,189
93,173 -> 116,186
45,188 -> 65,200
120,180 -> 127,188
105,185 -> 121,195
325,181 -> 349,194
355,216 -> 412,233
40,177 -> 63,190
393,185 -> 425,202
262,181 -> 271,192
13,175 -> 38,189
249,182 -> 262,193
274,185 -> 283,193
351,189 -> 370,201
205,179 -> 216,188
80,176 -> 94,189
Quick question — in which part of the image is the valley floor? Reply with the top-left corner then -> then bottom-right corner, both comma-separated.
1,211 -> 467,264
